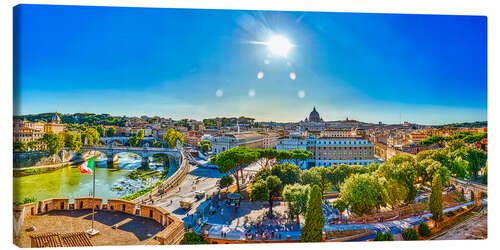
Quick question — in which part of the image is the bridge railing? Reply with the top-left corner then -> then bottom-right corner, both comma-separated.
81,145 -> 176,152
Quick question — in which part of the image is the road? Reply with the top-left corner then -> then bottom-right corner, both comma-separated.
152,158 -> 267,220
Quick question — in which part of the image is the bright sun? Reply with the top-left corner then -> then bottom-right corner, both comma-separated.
265,35 -> 292,57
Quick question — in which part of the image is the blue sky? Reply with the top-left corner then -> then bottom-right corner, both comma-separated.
14,5 -> 487,125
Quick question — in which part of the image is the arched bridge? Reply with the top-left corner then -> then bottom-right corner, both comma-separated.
81,145 -> 181,167
449,177 -> 487,206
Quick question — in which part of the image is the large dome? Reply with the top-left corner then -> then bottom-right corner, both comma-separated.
308,107 -> 322,122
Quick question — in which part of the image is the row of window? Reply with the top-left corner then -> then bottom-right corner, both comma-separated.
310,146 -> 372,150
315,161 -> 372,166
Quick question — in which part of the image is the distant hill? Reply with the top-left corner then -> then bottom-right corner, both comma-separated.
14,112 -> 127,127
433,121 -> 487,129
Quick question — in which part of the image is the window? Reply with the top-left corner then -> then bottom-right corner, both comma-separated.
122,204 -> 126,211
150,209 -> 154,218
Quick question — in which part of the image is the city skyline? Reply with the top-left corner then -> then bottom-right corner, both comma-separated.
14,5 -> 487,125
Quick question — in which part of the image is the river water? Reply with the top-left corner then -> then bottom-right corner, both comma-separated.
13,153 -> 177,203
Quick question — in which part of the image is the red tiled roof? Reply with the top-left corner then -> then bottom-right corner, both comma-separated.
30,232 -> 94,247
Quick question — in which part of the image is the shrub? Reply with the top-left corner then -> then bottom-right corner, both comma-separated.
180,231 -> 207,244
13,196 -> 37,206
219,175 -> 234,188
402,228 -> 419,241
375,232 -> 393,241
418,222 -> 431,237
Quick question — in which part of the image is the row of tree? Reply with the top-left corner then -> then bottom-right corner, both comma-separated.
333,140 -> 486,218
419,131 -> 487,146
210,147 -> 314,193
13,129 -> 98,155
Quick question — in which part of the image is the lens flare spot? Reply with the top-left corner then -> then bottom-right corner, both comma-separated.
248,89 -> 256,97
298,90 -> 305,99
290,72 -> 296,80
216,89 -> 224,97
257,72 -> 264,79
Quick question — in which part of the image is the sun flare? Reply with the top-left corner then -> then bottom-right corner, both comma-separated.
265,35 -> 292,57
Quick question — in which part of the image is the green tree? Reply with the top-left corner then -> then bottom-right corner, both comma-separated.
63,132 -> 82,152
289,149 -> 313,167
429,174 -> 443,222
450,157 -> 468,178
27,140 -> 40,151
418,222 -> 431,237
300,168 -> 322,189
402,228 -> 419,240
330,164 -> 351,189
301,185 -> 325,242
331,198 -> 348,214
420,159 -> 450,186
375,232 -> 393,241
199,141 -> 211,153
14,141 -> 28,152
106,126 -> 117,137
180,231 -> 207,244
270,163 -> 301,185
307,167 -> 334,195
219,175 -> 234,188
82,128 -> 100,145
164,128 -> 184,148
250,176 -> 282,217
385,179 -> 408,208
257,148 -> 279,168
210,147 -> 259,192
282,184 -> 310,223
96,124 -> 105,137
41,131 -> 64,155
276,151 -> 291,164
376,161 -> 417,202
339,173 -> 387,216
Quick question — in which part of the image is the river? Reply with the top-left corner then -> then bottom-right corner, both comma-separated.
13,152 -> 177,203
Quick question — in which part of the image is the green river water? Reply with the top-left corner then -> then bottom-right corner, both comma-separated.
13,153 -> 176,203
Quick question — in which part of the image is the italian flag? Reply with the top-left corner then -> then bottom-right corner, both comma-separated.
79,157 -> 95,174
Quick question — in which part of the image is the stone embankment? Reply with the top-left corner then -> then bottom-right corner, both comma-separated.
13,150 -> 97,176
132,150 -> 190,203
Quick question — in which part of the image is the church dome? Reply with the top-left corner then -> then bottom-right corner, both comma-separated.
51,113 -> 61,123
308,107 -> 322,122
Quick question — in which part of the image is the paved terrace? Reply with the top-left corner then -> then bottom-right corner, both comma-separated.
16,210 -> 166,247
152,158 -> 267,221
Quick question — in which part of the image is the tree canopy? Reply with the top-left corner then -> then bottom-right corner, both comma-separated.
282,184 -> 310,223
250,175 -> 282,217
339,173 -> 388,216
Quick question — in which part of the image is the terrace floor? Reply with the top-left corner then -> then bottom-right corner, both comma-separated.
15,209 -> 166,247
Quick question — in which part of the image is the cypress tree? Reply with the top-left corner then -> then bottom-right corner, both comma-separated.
301,185 -> 325,242
429,174 -> 443,222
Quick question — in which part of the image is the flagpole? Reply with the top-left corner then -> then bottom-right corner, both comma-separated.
92,162 -> 95,230
92,155 -> 96,231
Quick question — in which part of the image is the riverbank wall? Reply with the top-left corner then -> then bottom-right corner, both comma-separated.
132,150 -> 189,203
13,149 -> 80,169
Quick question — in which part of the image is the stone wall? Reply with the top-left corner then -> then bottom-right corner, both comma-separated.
107,199 -> 136,215
74,197 -> 103,210
13,149 -> 80,168
39,198 -> 69,213
140,204 -> 170,226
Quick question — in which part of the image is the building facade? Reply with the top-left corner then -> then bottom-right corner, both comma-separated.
277,132 -> 375,168
209,132 -> 265,155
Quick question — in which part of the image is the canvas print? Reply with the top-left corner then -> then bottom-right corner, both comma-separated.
12,4 -> 487,247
